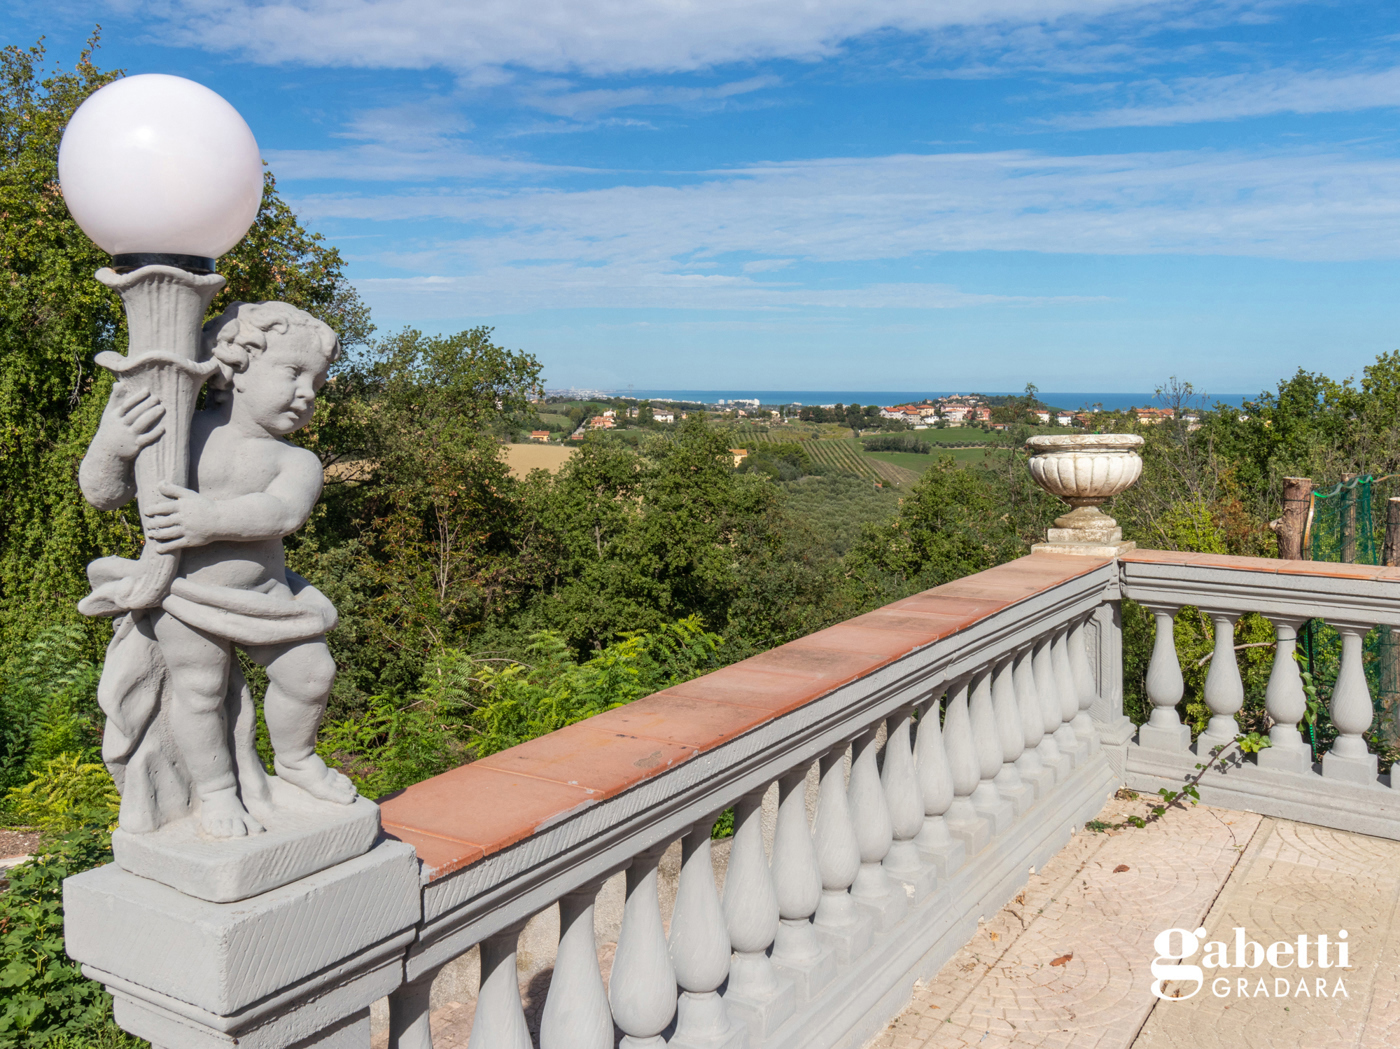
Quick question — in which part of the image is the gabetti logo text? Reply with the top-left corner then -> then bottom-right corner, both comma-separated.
1150,927 -> 1350,1000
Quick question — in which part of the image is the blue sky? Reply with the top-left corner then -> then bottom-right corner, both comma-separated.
7,1 -> 1400,395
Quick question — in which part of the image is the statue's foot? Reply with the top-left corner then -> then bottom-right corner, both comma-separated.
199,789 -> 265,838
275,756 -> 359,805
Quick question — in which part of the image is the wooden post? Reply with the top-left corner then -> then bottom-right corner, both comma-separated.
1340,473 -> 1359,564
1383,497 -> 1400,567
1277,476 -> 1313,560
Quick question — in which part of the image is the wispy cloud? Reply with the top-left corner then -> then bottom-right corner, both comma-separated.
297,148 -> 1400,267
521,76 -> 781,119
275,145 -> 1400,314
335,98 -> 474,146
154,0 -> 1188,76
1056,66 -> 1400,127
264,98 -> 595,179
351,268 -> 1101,315
263,145 -> 585,181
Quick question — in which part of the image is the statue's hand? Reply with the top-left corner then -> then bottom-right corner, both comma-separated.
96,384 -> 166,461
145,482 -> 219,551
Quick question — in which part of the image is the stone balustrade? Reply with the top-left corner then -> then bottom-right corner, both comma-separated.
72,548 -> 1254,1049
359,552 -> 1130,1049
1122,549 -> 1400,839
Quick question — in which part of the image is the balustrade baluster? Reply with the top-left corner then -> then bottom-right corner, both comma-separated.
610,843 -> 678,1049
1323,622 -> 1381,785
1068,617 -> 1101,753
542,881 -> 613,1049
1031,638 -> 1071,780
1197,612 -> 1244,759
771,764 -> 836,1000
882,705 -> 937,898
468,924 -> 532,1049
1013,648 -> 1055,796
943,675 -> 992,853
669,819 -> 741,1049
991,657 -> 1034,815
812,741 -> 874,962
1257,616 -> 1313,775
388,965 -> 441,1049
913,689 -> 966,877
847,725 -> 907,927
723,788 -> 796,1038
968,669 -> 1014,834
1052,630 -> 1090,763
1138,606 -> 1189,752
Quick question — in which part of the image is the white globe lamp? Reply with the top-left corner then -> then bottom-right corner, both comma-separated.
59,73 -> 263,271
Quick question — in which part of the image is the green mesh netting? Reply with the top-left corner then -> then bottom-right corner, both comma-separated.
1308,475 -> 1377,564
1301,474 -> 1399,747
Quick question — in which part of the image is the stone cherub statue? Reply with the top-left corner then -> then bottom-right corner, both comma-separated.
81,300 -> 358,841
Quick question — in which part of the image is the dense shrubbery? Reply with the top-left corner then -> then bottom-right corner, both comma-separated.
861,433 -> 930,454
317,618 -> 723,798
0,826 -> 138,1049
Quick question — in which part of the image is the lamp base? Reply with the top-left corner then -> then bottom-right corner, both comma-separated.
112,252 -> 217,274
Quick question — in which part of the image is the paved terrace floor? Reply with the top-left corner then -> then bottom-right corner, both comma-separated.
872,790 -> 1400,1049
379,790 -> 1400,1049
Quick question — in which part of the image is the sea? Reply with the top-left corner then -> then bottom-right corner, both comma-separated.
612,390 -> 1251,411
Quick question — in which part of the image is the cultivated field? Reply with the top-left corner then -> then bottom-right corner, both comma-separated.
503,443 -> 577,478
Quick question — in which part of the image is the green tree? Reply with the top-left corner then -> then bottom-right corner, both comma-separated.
0,35 -> 372,668
844,457 -> 1028,604
514,418 -> 777,650
293,326 -> 542,709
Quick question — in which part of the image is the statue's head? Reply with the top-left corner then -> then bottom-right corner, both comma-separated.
202,301 -> 340,436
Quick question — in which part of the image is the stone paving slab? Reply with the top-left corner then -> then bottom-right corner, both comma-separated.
1135,817 -> 1400,1049
867,791 -> 1262,1049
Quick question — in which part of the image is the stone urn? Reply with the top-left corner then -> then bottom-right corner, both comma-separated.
1025,433 -> 1144,555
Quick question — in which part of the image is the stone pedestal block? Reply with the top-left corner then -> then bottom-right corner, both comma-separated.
1323,749 -> 1379,786
853,882 -> 908,932
1257,744 -> 1314,775
1138,721 -> 1192,752
723,973 -> 796,1041
112,787 -> 382,902
994,774 -> 1036,818
969,785 -> 1015,837
945,808 -> 991,855
1054,725 -> 1087,767
771,918 -> 837,1004
1014,754 -> 1056,801
915,835 -> 966,881
66,841 -> 420,1049
883,851 -> 938,902
814,908 -> 874,966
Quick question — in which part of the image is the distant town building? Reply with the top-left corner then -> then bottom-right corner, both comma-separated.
1135,407 -> 1175,424
1055,414 -> 1075,427
730,448 -> 748,467
588,415 -> 615,430
653,411 -> 675,423
529,430 -> 550,442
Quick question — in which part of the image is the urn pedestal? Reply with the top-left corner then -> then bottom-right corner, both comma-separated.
1026,434 -> 1144,557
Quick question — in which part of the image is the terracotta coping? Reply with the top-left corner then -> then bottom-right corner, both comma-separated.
1119,548 -> 1400,583
378,551 -> 1110,881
